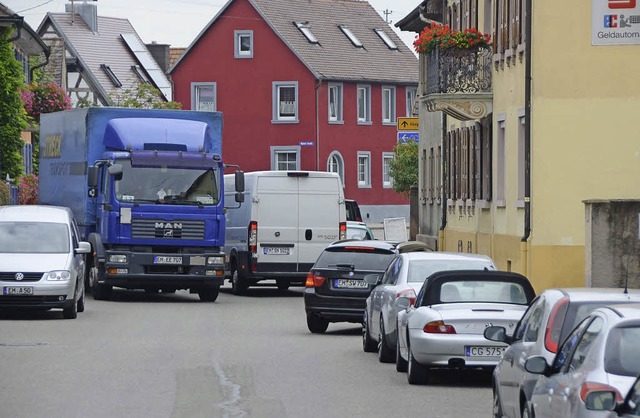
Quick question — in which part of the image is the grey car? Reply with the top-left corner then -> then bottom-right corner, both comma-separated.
523,304 -> 640,418
486,288 -> 640,418
0,205 -> 91,319
363,251 -> 496,363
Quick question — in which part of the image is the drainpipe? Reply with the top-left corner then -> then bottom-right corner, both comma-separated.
315,78 -> 322,171
521,0 -> 533,275
439,112 -> 447,251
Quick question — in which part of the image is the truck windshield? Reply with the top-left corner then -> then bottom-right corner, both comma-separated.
114,160 -> 220,206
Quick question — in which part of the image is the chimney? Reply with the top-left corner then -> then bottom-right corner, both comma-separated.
66,1 -> 98,33
146,42 -> 171,72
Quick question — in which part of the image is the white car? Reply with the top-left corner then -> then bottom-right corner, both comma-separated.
363,251 -> 496,364
0,205 -> 91,319
396,270 -> 536,384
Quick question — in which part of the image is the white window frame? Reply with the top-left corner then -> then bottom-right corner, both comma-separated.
234,30 -> 253,59
382,86 -> 396,125
374,28 -> 398,50
191,82 -> 216,111
270,146 -> 301,171
339,25 -> 363,48
357,151 -> 371,188
357,84 -> 371,124
406,86 -> 417,116
272,81 -> 299,123
496,114 -> 506,207
294,21 -> 319,44
382,152 -> 394,188
327,151 -> 345,187
328,83 -> 343,123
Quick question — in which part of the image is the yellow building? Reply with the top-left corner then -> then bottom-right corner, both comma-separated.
398,0 -> 640,292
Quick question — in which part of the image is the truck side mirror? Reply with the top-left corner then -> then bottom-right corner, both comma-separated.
108,164 -> 123,181
235,170 -> 245,193
235,192 -> 244,203
88,166 -> 99,187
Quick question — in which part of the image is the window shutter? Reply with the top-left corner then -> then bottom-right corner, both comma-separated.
483,118 -> 493,201
474,125 -> 482,200
455,129 -> 461,200
502,0 -> 508,53
471,0 -> 478,29
462,128 -> 468,200
493,0 -> 500,54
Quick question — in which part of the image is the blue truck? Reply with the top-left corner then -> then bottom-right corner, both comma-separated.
38,107 -> 244,302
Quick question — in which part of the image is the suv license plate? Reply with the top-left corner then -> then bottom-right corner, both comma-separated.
154,256 -> 182,264
3,286 -> 34,295
264,247 -> 290,255
335,279 -> 368,289
465,346 -> 505,357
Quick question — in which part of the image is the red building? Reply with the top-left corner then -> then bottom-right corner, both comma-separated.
170,0 -> 418,222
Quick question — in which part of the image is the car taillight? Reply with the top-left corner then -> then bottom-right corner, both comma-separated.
579,382 -> 623,403
544,297 -> 569,353
397,288 -> 417,307
339,221 -> 347,240
423,320 -> 456,334
305,272 -> 326,287
248,221 -> 257,253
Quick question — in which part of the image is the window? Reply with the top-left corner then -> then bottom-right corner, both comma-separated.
327,152 -> 345,186
381,86 -> 396,125
382,152 -> 394,188
406,87 -> 417,116
272,82 -> 298,123
328,83 -> 343,123
131,65 -> 149,83
357,152 -> 371,188
101,64 -> 122,87
568,317 -> 603,372
234,30 -> 253,58
357,85 -> 371,124
191,82 -> 216,111
482,116 -> 493,200
374,28 -> 398,50
496,116 -> 506,206
339,25 -> 363,47
294,21 -> 319,44
271,146 -> 300,170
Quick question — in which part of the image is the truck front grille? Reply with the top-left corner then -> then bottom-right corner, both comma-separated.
131,219 -> 205,240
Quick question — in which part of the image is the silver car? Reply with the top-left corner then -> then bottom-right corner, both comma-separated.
396,270 -> 536,384
0,205 -> 91,319
524,304 -> 640,418
362,252 -> 496,364
486,288 -> 640,418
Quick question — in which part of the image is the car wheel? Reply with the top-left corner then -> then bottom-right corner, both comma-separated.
407,343 -> 429,384
378,317 -> 395,363
90,265 -> 112,301
307,313 -> 329,334
231,267 -> 248,296
522,401 -> 534,418
492,388 -> 503,418
198,286 -> 220,302
395,334 -> 408,372
77,286 -> 85,313
362,311 -> 377,352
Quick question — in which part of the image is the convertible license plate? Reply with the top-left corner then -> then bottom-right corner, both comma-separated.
3,286 -> 34,296
153,256 -> 183,264
264,247 -> 290,255
465,346 -> 506,357
334,279 -> 368,289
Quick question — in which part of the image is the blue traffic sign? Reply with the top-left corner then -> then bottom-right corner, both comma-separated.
397,132 -> 419,143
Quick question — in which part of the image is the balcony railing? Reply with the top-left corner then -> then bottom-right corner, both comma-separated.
426,46 -> 492,95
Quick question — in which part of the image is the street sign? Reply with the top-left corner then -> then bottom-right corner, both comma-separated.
397,117 -> 419,131
397,132 -> 419,143
299,141 -> 314,146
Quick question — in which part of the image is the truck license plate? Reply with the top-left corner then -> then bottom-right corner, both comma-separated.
264,247 -> 290,255
153,256 -> 183,264
3,286 -> 34,295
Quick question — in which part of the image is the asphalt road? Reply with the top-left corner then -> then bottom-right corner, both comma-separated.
0,284 -> 492,418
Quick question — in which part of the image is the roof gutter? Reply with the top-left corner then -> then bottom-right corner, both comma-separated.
522,0 -> 532,243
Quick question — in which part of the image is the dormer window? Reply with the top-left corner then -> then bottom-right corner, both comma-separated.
294,22 -> 318,44
374,29 -> 398,50
101,64 -> 122,87
339,25 -> 363,48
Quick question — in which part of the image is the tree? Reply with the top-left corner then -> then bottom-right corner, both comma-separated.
388,140 -> 419,198
0,28 -> 29,181
109,82 -> 182,109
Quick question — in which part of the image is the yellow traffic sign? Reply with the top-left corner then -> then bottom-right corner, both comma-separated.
397,117 -> 419,131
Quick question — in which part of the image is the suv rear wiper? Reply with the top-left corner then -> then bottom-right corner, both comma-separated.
332,263 -> 355,271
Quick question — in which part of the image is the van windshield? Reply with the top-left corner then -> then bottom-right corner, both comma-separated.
0,222 -> 69,253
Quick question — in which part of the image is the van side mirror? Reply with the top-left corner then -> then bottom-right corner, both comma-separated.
108,164 -> 123,181
88,166 -> 99,187
235,170 -> 245,193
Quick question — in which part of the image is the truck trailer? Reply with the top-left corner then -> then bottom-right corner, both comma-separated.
38,107 -> 243,302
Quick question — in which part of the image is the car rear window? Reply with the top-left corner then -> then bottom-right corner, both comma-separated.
605,326 -> 640,377
315,248 -> 396,270
560,301 -> 635,345
438,280 -> 529,304
0,222 -> 70,253
407,259 -> 495,283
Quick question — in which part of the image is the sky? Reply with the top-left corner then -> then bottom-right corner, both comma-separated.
6,0 -> 421,50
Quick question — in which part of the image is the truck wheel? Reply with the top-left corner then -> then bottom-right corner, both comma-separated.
90,265 -> 112,301
198,286 -> 220,302
231,268 -> 248,295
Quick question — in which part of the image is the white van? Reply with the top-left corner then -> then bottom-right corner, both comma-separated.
224,171 -> 347,294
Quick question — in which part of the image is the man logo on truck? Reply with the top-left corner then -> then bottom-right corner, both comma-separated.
155,222 -> 183,229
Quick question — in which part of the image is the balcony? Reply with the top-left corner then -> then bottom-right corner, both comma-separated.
423,46 -> 492,121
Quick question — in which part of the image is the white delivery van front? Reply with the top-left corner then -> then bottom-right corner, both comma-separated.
224,171 -> 346,295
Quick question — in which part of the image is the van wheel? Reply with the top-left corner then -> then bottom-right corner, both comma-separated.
62,299 -> 77,319
231,268 -> 248,295
307,313 -> 329,334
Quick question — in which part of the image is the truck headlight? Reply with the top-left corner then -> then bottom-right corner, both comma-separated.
207,256 -> 224,265
109,255 -> 128,263
47,270 -> 71,281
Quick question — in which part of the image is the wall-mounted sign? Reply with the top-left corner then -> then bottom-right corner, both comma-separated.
299,141 -> 314,146
397,117 -> 419,131
593,0 -> 640,45
397,132 -> 419,143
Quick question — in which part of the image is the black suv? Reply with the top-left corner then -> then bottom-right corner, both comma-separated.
304,240 -> 412,333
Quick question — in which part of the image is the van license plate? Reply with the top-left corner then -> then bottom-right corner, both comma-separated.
334,279 -> 368,289
3,287 -> 34,295
154,256 -> 183,264
264,247 -> 290,255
